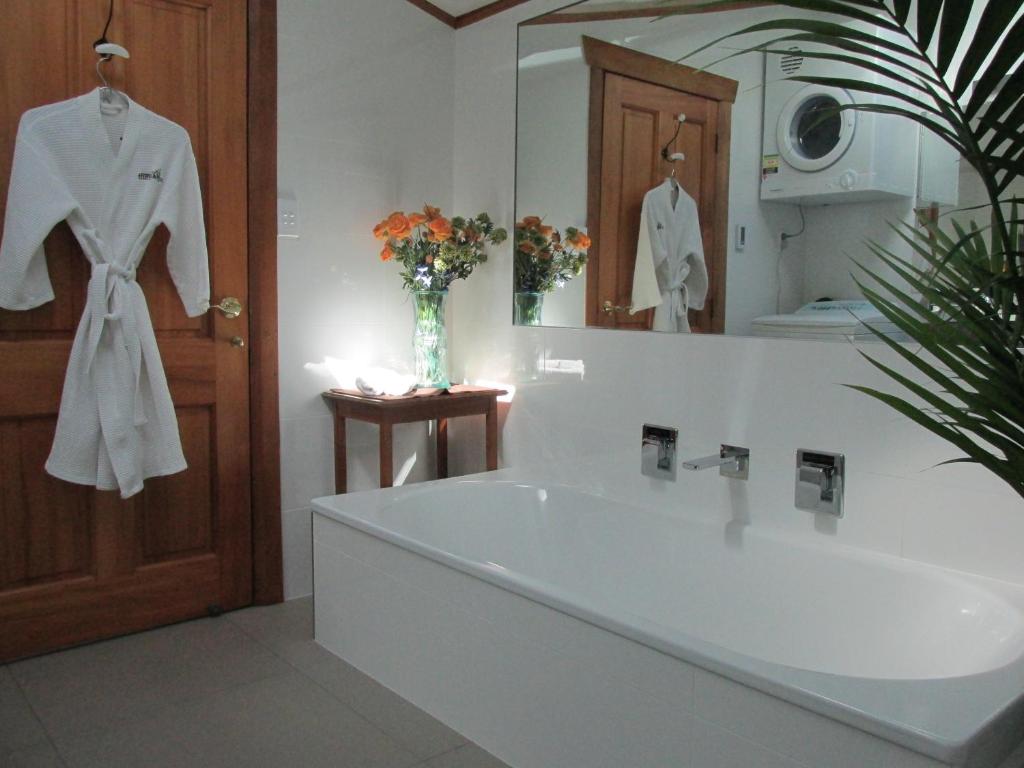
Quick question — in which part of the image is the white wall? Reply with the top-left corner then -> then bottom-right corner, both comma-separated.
277,0 -> 455,598
274,0 -> 1023,597
446,1 -> 1024,587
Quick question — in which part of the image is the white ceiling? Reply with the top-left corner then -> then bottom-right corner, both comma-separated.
428,0 -> 502,15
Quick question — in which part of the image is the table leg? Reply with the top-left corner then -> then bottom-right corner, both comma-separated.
332,408 -> 347,494
379,421 -> 394,488
436,417 -> 449,479
485,399 -> 498,472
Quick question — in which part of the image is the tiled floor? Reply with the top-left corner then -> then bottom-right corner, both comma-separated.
0,598 -> 511,768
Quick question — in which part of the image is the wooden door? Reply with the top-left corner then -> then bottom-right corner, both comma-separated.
583,38 -> 734,334
0,0 -> 252,661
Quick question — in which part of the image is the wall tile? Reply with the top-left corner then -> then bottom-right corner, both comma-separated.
446,3 -> 1024,586
282,507 -> 313,600
277,0 -> 456,588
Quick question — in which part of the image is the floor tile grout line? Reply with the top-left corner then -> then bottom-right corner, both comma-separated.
414,743 -> 469,766
41,668 -> 302,768
6,661 -> 64,761
224,602 -> 472,759
223,610 -> 429,766
11,618 -> 296,765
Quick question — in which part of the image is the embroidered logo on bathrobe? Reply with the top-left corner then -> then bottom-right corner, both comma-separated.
138,169 -> 164,182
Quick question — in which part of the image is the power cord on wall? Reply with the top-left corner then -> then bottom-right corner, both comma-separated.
776,204 -> 806,314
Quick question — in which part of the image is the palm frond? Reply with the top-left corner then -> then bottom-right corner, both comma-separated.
673,0 -> 1024,236
671,0 -> 1024,498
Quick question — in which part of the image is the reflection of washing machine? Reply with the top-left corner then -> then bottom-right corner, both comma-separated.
761,40 -> 919,204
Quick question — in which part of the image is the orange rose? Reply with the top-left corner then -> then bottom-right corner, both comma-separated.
538,225 -> 554,238
373,219 -> 390,240
427,217 -> 453,242
386,212 -> 412,240
571,232 -> 592,249
518,242 -> 537,255
380,243 -> 393,262
423,204 -> 442,222
521,216 -> 542,228
408,212 -> 427,227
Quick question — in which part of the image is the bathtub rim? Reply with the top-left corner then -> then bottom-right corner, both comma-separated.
311,472 -> 1024,767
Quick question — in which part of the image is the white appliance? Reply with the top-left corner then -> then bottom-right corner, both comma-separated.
761,40 -> 920,204
751,300 -> 907,342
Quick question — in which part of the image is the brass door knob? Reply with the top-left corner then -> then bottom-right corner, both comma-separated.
210,297 -> 243,318
230,336 -> 245,348
602,300 -> 631,314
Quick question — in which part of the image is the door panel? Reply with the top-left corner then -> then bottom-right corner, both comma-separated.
0,0 -> 251,662
590,72 -> 726,333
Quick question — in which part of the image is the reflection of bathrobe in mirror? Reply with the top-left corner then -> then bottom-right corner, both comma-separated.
630,179 -> 708,333
0,89 -> 210,498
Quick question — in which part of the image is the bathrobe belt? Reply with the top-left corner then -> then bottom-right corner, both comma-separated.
665,264 -> 692,320
84,260 -> 147,431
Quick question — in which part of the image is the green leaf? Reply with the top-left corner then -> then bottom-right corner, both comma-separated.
745,0 -> 902,31
936,0 -> 975,74
847,384 -> 1009,479
980,70 -> 1024,130
826,103 -> 964,154
964,14 -> 1024,116
787,75 -> 945,119
761,47 -> 935,98
856,275 -> 1024,429
916,0 -> 943,53
892,0 -> 911,25
678,18 -> 921,70
953,3 -> 1023,97
767,33 -> 946,87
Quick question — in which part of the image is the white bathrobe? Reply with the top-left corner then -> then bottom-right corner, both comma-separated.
630,179 -> 708,333
0,89 -> 210,498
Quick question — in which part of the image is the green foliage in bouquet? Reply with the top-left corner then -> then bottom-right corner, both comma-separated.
375,205 -> 507,292
514,215 -> 591,293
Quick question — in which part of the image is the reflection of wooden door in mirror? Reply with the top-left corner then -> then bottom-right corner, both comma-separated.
583,38 -> 736,333
0,0 -> 253,661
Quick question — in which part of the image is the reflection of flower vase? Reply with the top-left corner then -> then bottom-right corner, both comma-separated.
513,291 -> 545,326
412,290 -> 450,389
514,330 -> 544,382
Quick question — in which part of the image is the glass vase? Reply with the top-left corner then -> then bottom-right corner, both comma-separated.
412,290 -> 450,389
514,291 -> 545,326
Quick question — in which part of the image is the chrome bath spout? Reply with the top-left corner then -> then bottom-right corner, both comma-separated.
682,445 -> 749,480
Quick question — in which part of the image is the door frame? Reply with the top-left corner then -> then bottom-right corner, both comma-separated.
247,0 -> 283,604
582,36 -> 736,332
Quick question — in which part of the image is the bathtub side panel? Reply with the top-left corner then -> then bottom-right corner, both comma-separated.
312,514 -> 961,768
313,518 -> 703,768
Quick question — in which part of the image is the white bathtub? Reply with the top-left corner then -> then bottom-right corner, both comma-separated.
312,474 -> 1024,768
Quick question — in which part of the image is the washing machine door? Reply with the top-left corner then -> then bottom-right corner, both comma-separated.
776,85 -> 856,172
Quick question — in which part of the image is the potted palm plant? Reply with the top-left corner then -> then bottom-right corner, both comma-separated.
674,0 -> 1023,498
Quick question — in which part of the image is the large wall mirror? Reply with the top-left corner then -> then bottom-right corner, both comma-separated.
513,0 -> 981,341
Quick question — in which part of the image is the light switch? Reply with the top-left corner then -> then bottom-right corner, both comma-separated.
278,190 -> 300,239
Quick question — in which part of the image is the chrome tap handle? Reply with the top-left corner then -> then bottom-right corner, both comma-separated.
796,450 -> 845,517
641,424 -> 677,481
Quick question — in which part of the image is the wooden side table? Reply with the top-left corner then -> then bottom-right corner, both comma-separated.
321,386 -> 507,493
